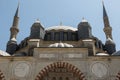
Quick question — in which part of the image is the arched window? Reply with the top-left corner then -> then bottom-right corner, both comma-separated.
63,32 -> 68,41
55,32 -> 60,41
66,77 -> 69,80
0,70 -> 5,80
47,33 -> 51,40
59,77 -> 63,80
116,71 -> 120,80
35,62 -> 86,80
52,77 -> 56,80
98,41 -> 103,49
72,33 -> 76,41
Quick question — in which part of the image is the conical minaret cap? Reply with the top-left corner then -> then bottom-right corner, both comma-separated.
15,3 -> 19,17
102,0 -> 108,17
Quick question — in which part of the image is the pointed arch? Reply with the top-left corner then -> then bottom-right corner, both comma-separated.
35,62 -> 86,80
0,70 -> 5,80
116,72 -> 120,80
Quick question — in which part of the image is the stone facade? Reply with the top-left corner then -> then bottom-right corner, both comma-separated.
0,1 -> 120,80
0,50 -> 120,80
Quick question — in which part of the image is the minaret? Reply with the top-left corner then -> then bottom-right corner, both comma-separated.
6,4 -> 19,55
10,4 -> 19,40
102,1 -> 116,55
102,1 -> 112,39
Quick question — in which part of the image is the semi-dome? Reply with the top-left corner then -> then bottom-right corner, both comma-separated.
0,50 -> 10,56
46,25 -> 77,31
48,42 -> 73,47
112,50 -> 120,56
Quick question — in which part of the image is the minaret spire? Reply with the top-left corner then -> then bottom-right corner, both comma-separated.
6,3 -> 20,55
102,0 -> 108,17
10,3 -> 19,40
15,2 -> 19,17
102,1 -> 112,39
102,1 -> 116,55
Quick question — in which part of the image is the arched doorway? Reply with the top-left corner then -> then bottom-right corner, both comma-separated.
35,62 -> 86,80
0,70 -> 5,80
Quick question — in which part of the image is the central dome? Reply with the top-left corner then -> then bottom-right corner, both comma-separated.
48,42 -> 73,47
46,25 -> 77,31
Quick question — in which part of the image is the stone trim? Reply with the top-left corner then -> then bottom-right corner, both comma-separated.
116,72 -> 120,80
35,62 -> 86,80
0,70 -> 5,80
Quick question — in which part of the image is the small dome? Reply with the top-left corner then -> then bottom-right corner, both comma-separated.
46,25 -> 77,31
48,42 -> 73,48
112,50 -> 120,56
0,50 -> 10,56
96,53 -> 109,56
105,37 -> 115,44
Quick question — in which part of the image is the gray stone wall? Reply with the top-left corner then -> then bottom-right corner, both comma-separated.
0,48 -> 120,80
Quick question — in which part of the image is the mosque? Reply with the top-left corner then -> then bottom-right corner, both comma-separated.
0,1 -> 120,80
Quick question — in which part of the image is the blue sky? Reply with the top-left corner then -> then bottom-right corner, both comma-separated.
0,0 -> 120,51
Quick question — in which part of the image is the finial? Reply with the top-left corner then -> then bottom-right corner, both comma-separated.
81,17 -> 87,22
60,21 -> 62,26
102,0 -> 104,4
35,19 -> 40,23
15,2 -> 19,17
102,0 -> 108,17
82,17 -> 85,20
18,0 -> 20,5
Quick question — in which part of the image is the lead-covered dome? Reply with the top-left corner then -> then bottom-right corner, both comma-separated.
0,50 -> 10,56
46,25 -> 77,31
48,42 -> 73,47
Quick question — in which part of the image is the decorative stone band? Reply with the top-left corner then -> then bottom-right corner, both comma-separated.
0,70 -> 5,80
116,72 -> 120,80
35,62 -> 86,80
